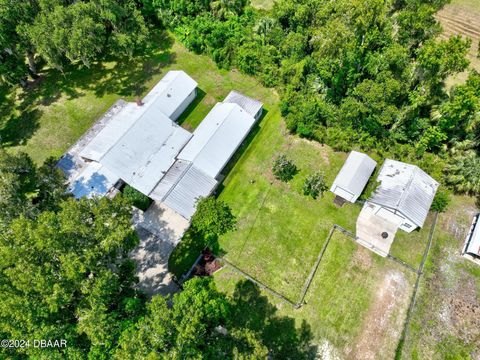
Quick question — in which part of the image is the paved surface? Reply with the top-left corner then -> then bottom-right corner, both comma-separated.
131,202 -> 190,297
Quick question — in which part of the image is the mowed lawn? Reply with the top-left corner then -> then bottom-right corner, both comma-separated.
215,231 -> 416,359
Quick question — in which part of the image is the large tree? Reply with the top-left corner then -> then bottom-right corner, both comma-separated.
0,196 -> 142,359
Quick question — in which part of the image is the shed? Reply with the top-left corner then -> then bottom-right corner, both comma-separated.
330,151 -> 377,203
223,90 -> 263,120
463,214 -> 480,263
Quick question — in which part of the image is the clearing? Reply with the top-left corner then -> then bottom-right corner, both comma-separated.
436,0 -> 480,87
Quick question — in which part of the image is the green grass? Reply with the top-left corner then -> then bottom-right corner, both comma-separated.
401,195 -> 480,359
215,231 -> 416,358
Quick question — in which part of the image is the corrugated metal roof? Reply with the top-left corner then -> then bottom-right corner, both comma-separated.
369,159 -> 439,228
330,151 -> 377,202
99,111 -> 192,195
163,165 -> 217,219
149,159 -> 191,202
178,103 -> 256,179
465,215 -> 480,257
68,162 -> 119,199
224,90 -> 263,118
142,70 -> 197,119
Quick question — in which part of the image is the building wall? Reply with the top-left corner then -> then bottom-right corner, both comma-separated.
369,203 -> 418,233
171,88 -> 197,122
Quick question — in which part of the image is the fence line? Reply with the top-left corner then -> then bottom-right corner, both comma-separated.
395,212 -> 439,358
296,226 -> 336,308
219,257 -> 298,307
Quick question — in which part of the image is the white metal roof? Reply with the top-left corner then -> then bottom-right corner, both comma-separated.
330,151 -> 377,203
369,159 -> 439,228
149,159 -> 191,202
224,90 -> 263,118
142,70 -> 197,120
163,165 -> 218,219
79,102 -> 146,161
99,111 -> 192,195
465,215 -> 480,257
178,103 -> 256,179
68,162 -> 119,199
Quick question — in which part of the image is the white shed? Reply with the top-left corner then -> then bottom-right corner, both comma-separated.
330,151 -> 377,203
463,214 -> 480,264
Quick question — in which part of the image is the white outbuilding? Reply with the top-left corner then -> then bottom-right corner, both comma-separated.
330,151 -> 377,203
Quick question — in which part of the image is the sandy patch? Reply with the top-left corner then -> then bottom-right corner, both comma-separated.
352,270 -> 409,360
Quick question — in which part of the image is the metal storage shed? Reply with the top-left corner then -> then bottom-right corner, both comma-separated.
330,151 -> 377,203
178,102 -> 258,179
463,214 -> 480,263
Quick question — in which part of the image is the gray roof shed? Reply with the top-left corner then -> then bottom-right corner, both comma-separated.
330,151 -> 377,203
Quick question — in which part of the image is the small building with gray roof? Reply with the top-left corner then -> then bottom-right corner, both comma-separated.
330,151 -> 377,203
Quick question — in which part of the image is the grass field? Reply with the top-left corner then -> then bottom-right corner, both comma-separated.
437,0 -> 480,87
215,231 -> 417,358
401,195 -> 480,360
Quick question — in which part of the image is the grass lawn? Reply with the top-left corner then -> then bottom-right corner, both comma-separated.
215,230 -> 416,358
401,195 -> 480,359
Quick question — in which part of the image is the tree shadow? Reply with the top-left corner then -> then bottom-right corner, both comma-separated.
0,31 -> 176,148
231,280 -> 317,359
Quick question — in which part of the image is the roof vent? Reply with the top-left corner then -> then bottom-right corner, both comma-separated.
381,232 -> 389,239
167,93 -> 172,98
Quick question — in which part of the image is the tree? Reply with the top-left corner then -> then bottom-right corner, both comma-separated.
303,172 -> 328,199
115,277 -> 268,359
0,150 -> 68,230
210,0 -> 247,20
123,185 -> 151,211
431,188 -> 450,212
0,196 -> 142,359
445,145 -> 480,195
191,197 -> 237,238
272,154 -> 297,182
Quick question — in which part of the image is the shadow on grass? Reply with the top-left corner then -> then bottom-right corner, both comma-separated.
231,280 -> 317,359
215,108 -> 269,195
176,88 -> 207,129
0,31 -> 176,149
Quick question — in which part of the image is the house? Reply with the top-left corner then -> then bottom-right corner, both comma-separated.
463,214 -> 480,265
356,159 -> 439,256
59,71 -> 262,221
330,151 -> 377,204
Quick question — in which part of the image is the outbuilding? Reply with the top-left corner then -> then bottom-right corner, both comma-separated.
463,214 -> 480,264
356,159 -> 439,257
330,151 -> 377,204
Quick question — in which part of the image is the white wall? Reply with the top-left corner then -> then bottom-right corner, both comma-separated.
171,88 -> 197,122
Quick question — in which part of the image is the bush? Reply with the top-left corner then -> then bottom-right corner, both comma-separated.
303,172 -> 328,199
123,185 -> 151,211
431,189 -> 451,212
272,154 -> 297,182
191,197 -> 236,238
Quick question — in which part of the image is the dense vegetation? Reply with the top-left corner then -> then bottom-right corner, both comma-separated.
140,0 -> 480,195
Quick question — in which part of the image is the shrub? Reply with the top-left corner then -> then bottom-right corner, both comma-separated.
191,197 -> 236,238
303,172 -> 328,199
272,154 -> 297,182
431,189 -> 451,212
123,185 -> 151,211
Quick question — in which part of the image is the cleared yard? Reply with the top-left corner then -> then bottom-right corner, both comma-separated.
401,195 -> 480,359
215,231 -> 417,359
437,0 -> 480,87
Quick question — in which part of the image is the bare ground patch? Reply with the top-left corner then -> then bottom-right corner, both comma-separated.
352,270 -> 410,360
